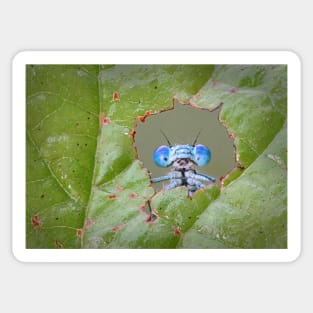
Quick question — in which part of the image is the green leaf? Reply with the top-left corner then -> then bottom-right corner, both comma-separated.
178,124 -> 287,248
26,64 -> 287,249
26,65 -> 99,248
179,65 -> 287,248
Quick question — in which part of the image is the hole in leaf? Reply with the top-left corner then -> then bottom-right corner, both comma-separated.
134,100 -> 236,193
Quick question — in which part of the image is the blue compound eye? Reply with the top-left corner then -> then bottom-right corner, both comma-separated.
194,144 -> 211,166
153,145 -> 171,167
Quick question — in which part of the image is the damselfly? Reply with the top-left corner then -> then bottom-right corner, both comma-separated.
151,131 -> 216,197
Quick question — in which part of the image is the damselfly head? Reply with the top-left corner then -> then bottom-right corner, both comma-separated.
153,129 -> 211,167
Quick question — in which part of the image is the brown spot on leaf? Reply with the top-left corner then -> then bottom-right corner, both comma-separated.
77,228 -> 84,239
129,192 -> 137,199
144,211 -> 159,223
229,87 -> 237,94
102,117 -> 111,126
115,185 -> 124,192
173,226 -> 182,237
55,241 -> 64,248
84,219 -> 95,230
129,129 -> 136,138
219,176 -> 225,190
137,111 -> 152,123
142,201 -> 159,223
99,112 -> 110,127
139,205 -> 146,213
112,223 -> 126,232
31,214 -> 43,229
112,91 -> 120,101
145,215 -> 153,223
108,194 -> 117,200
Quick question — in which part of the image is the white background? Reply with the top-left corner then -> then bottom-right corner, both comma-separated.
1,1 -> 310,312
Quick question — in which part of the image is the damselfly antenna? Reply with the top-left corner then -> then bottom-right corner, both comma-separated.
192,129 -> 202,146
160,129 -> 172,147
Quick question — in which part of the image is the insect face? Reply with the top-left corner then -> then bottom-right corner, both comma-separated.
153,144 -> 211,167
151,130 -> 215,197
